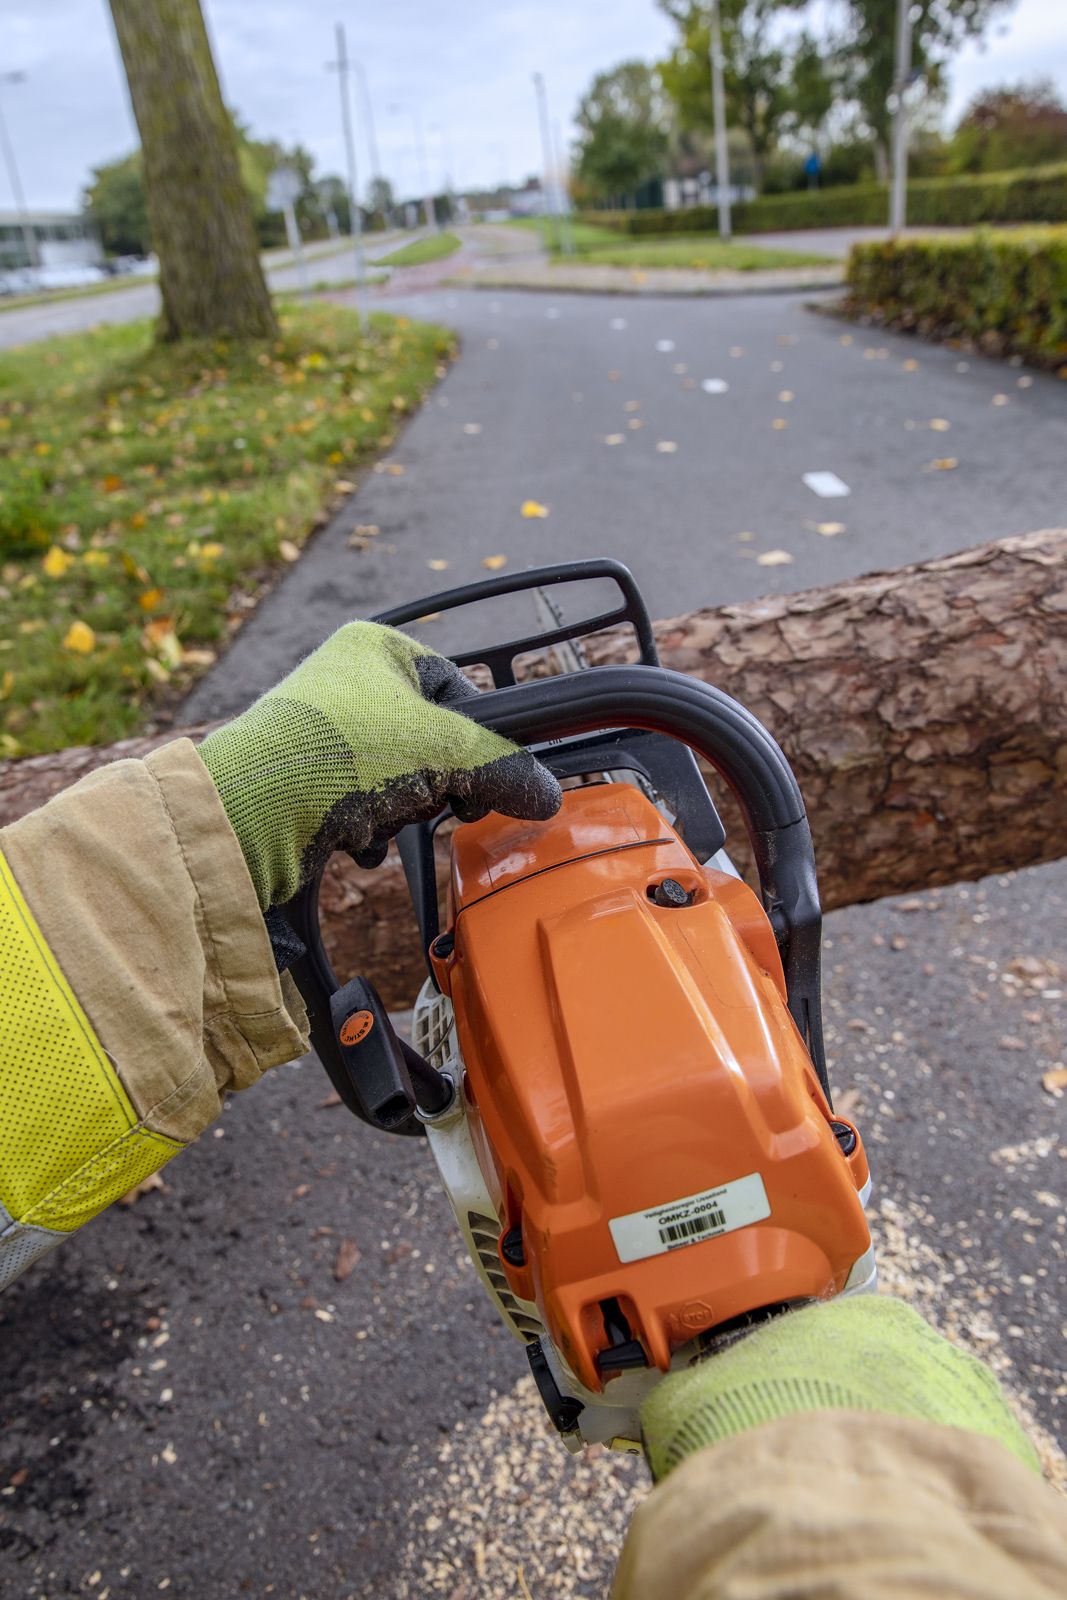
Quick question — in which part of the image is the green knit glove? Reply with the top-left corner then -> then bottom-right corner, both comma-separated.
198,621 -> 561,913
641,1296 -> 1040,1481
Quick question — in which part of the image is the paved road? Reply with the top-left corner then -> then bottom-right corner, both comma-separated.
185,284 -> 1067,717
2,283 -> 1064,1598
0,232 -> 409,350
743,224 -> 981,259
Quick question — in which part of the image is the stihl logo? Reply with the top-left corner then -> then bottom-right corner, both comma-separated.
340,1010 -> 374,1046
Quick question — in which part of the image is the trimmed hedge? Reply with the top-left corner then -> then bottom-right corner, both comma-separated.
590,164 -> 1067,236
844,229 -> 1067,369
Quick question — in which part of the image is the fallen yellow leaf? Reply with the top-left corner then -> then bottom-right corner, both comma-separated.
930,457 -> 958,471
101,473 -> 124,493
482,555 -> 507,570
385,463 -> 405,476
655,440 -> 678,453
62,620 -> 96,653
0,669 -> 14,699
756,549 -> 794,566
199,542 -> 224,562
1042,1066 -> 1067,1096
327,450 -> 344,465
992,393 -> 1010,406
121,552 -> 151,584
929,418 -> 951,431
771,418 -> 789,430
839,334 -> 853,346
816,522 -> 846,536
82,550 -> 110,568
142,619 -> 183,668
777,390 -> 794,403
139,588 -> 164,611
42,546 -> 74,578
521,500 -> 550,519
603,433 -> 625,446
902,358 -> 919,371
279,540 -> 300,562
427,558 -> 450,571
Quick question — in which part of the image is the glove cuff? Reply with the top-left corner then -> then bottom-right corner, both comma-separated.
641,1296 -> 1040,1482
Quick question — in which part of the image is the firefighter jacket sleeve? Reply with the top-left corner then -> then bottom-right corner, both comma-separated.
0,738 -> 308,1289
619,1297 -> 1066,1598
612,1409 -> 1067,1600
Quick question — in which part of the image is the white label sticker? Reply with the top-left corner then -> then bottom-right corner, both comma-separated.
609,1173 -> 771,1265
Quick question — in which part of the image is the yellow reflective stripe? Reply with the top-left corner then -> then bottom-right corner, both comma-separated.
0,846 -> 181,1233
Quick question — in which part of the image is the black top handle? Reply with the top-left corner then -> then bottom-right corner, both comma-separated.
455,664 -> 829,1098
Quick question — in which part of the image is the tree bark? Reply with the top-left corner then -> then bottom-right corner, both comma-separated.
2,531 -> 1064,1007
108,0 -> 276,342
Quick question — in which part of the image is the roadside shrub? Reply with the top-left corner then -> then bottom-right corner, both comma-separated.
844,228 -> 1067,368
588,163 -> 1067,236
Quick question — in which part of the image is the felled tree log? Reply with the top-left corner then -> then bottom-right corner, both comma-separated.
586,528 -> 1067,913
2,530 -> 1064,1008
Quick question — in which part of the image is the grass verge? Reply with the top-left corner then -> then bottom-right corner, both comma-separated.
509,216 -> 830,270
0,303 -> 454,756
377,232 -> 462,268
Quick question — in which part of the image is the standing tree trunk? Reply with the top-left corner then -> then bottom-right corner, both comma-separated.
108,0 -> 276,342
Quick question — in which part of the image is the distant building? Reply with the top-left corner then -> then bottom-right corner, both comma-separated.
0,210 -> 102,271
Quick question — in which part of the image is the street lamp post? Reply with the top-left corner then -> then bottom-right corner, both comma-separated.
889,0 -> 913,236
708,0 -> 731,242
412,107 -> 437,230
327,22 -> 366,312
532,72 -> 559,253
0,70 -> 38,272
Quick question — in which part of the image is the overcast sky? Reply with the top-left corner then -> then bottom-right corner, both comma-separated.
3,0 -> 1067,212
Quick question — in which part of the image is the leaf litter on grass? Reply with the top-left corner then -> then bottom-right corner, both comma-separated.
0,305 -> 454,755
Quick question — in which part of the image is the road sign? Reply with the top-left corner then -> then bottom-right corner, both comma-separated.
267,166 -> 303,212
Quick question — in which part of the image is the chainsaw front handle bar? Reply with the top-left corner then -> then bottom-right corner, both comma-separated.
458,665 -> 828,1094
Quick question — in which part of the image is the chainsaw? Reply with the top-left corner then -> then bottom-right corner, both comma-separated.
284,559 -> 874,1454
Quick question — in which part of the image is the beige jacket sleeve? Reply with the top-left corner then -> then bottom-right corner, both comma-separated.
613,1409 -> 1067,1600
0,738 -> 308,1282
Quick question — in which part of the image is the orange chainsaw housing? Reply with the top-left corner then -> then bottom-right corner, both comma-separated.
430,782 -> 871,1396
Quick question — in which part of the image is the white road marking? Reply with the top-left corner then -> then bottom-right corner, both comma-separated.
803,471 -> 851,498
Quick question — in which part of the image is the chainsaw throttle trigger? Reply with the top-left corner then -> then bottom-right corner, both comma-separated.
329,976 -> 452,1129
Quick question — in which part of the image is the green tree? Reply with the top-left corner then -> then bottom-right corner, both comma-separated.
949,78 -> 1067,173
574,61 -> 669,203
368,175 -> 396,221
107,0 -> 275,341
788,30 -> 835,148
657,1 -> 807,191
836,0 -> 1015,176
84,152 -> 151,256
